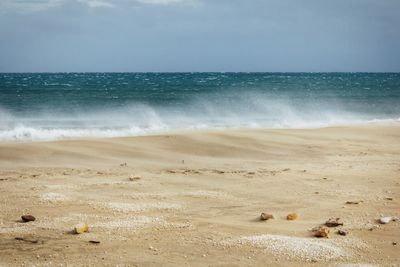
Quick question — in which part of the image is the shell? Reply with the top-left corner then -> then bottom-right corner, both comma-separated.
260,213 -> 274,221
379,217 -> 392,224
314,227 -> 329,238
74,223 -> 89,234
286,213 -> 298,221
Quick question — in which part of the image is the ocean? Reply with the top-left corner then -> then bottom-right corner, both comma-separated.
0,72 -> 399,141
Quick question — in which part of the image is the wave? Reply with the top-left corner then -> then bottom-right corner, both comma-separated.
1,93 -> 399,142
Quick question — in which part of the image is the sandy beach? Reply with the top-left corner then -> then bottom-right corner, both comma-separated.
0,124 -> 399,266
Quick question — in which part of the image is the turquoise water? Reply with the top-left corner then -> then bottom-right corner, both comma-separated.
0,72 -> 399,141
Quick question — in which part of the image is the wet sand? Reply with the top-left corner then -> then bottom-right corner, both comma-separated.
0,125 -> 399,266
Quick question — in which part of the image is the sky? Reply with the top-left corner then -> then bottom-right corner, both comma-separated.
0,0 -> 399,72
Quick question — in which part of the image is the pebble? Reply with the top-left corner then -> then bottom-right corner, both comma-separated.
260,213 -> 274,221
286,213 -> 298,221
129,175 -> 141,181
337,229 -> 348,236
21,215 -> 36,222
325,218 -> 343,227
346,201 -> 361,205
74,223 -> 89,234
314,227 -> 329,238
379,217 -> 392,224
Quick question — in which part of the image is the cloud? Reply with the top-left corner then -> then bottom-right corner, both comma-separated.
77,0 -> 114,8
0,0 -> 198,13
136,0 -> 198,6
0,0 -> 64,13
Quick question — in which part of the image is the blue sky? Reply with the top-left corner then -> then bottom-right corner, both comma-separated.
0,0 -> 399,72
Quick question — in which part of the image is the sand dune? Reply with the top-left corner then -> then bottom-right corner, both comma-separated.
0,125 -> 399,266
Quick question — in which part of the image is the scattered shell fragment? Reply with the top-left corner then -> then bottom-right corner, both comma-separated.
379,217 -> 392,224
337,229 -> 348,236
314,227 -> 329,238
325,218 -> 343,227
260,213 -> 274,221
345,201 -> 362,205
129,175 -> 141,181
74,223 -> 89,234
21,215 -> 36,222
15,237 -> 38,244
286,213 -> 298,221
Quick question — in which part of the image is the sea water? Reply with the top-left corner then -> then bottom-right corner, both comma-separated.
0,72 -> 399,141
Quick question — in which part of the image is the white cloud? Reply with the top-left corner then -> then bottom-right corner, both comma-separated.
0,0 -> 198,13
136,0 -> 197,6
77,0 -> 114,8
0,0 -> 65,13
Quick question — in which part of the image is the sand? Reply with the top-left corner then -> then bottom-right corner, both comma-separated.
0,124 -> 399,266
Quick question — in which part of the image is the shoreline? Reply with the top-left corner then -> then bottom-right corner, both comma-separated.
0,119 -> 399,143
0,125 -> 399,266
1,120 -> 399,144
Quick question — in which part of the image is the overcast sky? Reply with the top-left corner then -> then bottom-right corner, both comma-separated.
0,0 -> 399,72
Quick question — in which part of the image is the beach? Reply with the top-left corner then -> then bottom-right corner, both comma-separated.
0,124 -> 399,266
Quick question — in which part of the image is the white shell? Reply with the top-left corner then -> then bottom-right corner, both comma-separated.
379,217 -> 392,224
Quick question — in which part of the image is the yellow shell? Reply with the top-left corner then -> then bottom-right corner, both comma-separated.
74,223 -> 89,234
286,213 -> 298,221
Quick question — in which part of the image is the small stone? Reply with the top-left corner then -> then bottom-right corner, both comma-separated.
89,240 -> 100,244
379,217 -> 392,224
325,218 -> 343,227
392,242 -> 397,246
129,175 -> 141,181
346,201 -> 361,205
314,226 -> 329,238
74,223 -> 89,234
286,213 -> 298,221
21,215 -> 36,222
260,213 -> 274,221
385,197 -> 393,201
337,229 -> 348,236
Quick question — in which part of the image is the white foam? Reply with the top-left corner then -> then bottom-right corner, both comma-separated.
0,96 -> 399,142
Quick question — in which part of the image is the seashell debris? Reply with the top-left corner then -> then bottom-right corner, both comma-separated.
345,201 -> 362,205
379,217 -> 392,224
129,175 -> 141,181
314,226 -> 329,238
260,213 -> 274,221
74,223 -> 89,234
286,213 -> 298,221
